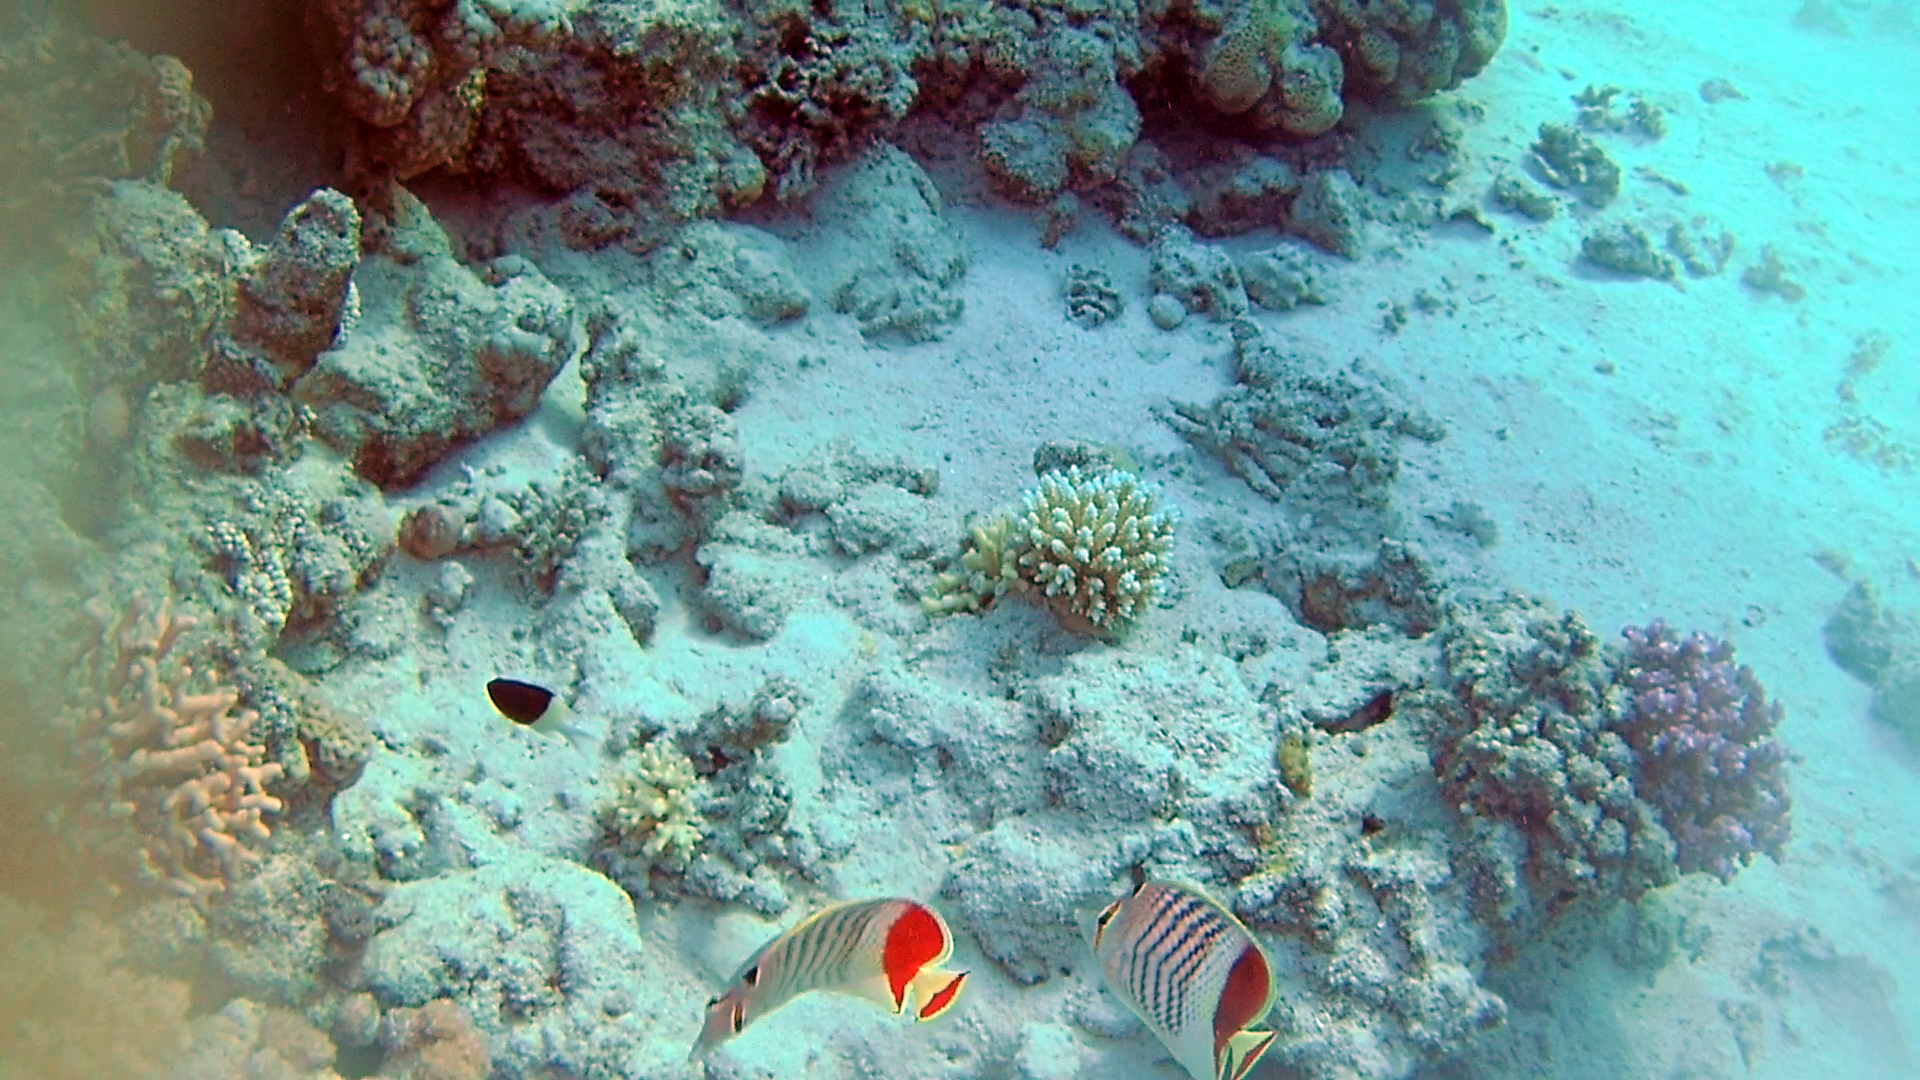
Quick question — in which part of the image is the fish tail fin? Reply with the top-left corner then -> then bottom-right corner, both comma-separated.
558,721 -> 599,757
1221,1028 -> 1277,1080
911,968 -> 968,1021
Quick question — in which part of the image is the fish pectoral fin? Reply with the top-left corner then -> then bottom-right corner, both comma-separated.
1220,1028 -> 1278,1080
910,968 -> 967,1021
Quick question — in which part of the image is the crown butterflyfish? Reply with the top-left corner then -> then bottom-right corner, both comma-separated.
1090,880 -> 1279,1080
690,897 -> 969,1059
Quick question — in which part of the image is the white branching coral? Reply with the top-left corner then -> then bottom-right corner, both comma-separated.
1017,468 -> 1178,627
923,467 -> 1179,632
604,739 -> 705,870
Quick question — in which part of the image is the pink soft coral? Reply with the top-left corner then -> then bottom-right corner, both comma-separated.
82,596 -> 285,905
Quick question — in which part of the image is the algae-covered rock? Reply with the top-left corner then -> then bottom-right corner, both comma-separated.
805,143 -> 968,341
296,253 -> 579,489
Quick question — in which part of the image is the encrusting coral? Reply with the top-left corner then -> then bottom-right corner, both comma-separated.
77,596 -> 285,905
924,467 -> 1178,633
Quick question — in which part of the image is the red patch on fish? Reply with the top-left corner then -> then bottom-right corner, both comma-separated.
1214,943 -> 1272,1065
917,971 -> 967,1020
882,902 -> 947,1007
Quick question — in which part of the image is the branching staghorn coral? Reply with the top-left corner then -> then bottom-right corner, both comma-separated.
77,596 -> 285,906
924,467 -> 1178,633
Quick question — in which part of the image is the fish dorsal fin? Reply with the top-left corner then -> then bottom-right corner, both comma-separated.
1212,943 -> 1275,1058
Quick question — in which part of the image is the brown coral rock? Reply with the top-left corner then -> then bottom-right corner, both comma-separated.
378,999 -> 490,1080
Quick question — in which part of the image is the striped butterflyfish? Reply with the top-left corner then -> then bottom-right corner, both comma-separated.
1090,880 -> 1278,1080
689,897 -> 969,1059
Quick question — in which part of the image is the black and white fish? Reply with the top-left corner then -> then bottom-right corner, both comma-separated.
485,677 -> 597,754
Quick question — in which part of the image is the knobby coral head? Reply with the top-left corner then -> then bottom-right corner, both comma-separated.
1615,621 -> 1791,881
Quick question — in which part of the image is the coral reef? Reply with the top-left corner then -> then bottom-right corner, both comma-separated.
356,854 -> 684,1076
731,0 -> 922,200
377,998 -> 491,1080
1063,265 -> 1124,327
807,142 -> 968,341
1239,243 -> 1325,311
1149,224 -> 1249,322
307,0 -> 585,181
925,466 -> 1179,633
1423,599 -> 1793,948
189,476 -> 392,650
1195,0 -> 1340,133
1287,168 -> 1369,258
1182,0 -> 1506,136
77,596 -> 286,905
1165,321 -> 1445,635
974,13 -> 1145,203
293,0 -> 1510,226
1825,580 -> 1920,745
1165,322 -> 1442,521
0,18 -> 209,235
205,188 -> 365,396
659,401 -> 744,502
1424,598 -> 1679,941
1314,0 -> 1509,105
1615,621 -> 1792,881
1529,123 -> 1620,208
170,998 -> 340,1078
674,677 -> 808,913
1582,222 -> 1679,281
475,4 -> 758,221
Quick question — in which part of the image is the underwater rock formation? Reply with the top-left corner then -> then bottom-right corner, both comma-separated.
296,252 -> 579,489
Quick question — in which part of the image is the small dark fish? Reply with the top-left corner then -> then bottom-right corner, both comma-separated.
486,677 -> 595,753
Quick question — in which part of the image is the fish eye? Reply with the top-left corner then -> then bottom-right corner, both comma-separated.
730,1004 -> 745,1034
705,995 -> 721,1007
1095,903 -> 1120,929
743,965 -> 759,987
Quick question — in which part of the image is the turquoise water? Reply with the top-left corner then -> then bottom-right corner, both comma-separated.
2,1 -> 1916,1078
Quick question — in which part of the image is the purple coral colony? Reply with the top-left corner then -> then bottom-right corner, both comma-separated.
1616,621 -> 1792,882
